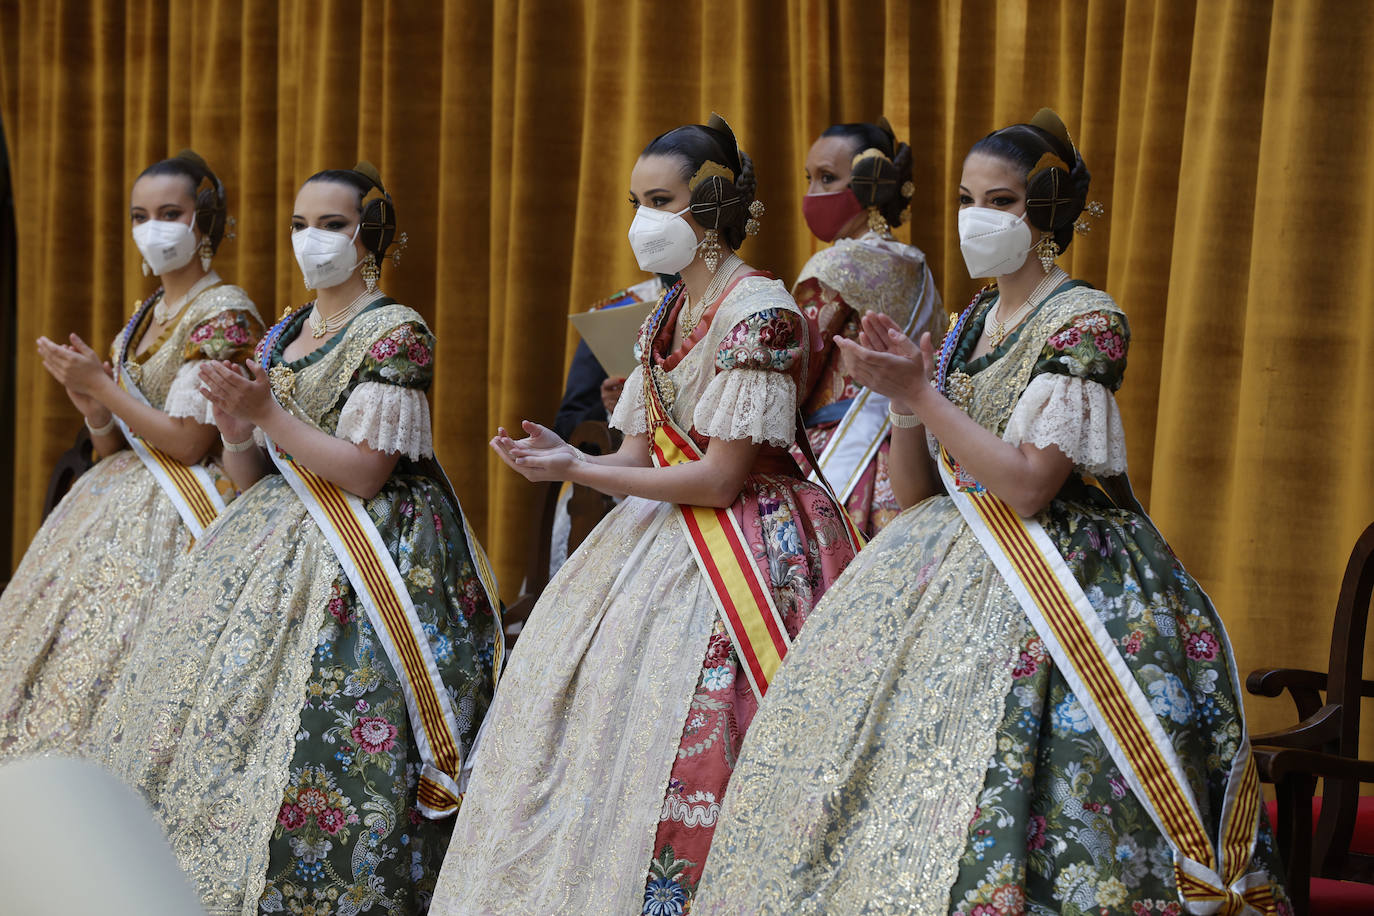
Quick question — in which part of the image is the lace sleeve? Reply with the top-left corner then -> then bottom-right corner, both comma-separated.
690,307 -> 804,446
1003,373 -> 1128,477
335,381 -> 434,459
162,360 -> 214,423
692,369 -> 797,446
608,365 -> 649,437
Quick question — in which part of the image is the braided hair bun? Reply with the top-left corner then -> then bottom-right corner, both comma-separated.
643,113 -> 759,250
820,118 -> 915,228
969,108 -> 1091,253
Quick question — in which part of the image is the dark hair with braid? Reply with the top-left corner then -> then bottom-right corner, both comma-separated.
968,116 -> 1091,253
642,122 -> 758,250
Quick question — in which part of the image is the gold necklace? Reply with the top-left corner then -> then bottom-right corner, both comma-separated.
682,253 -> 743,336
987,267 -> 1066,347
309,289 -> 382,339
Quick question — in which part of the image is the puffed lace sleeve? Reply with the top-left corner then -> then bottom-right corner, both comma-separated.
334,321 -> 435,459
608,365 -> 650,436
1003,308 -> 1130,477
164,307 -> 264,422
692,307 -> 803,447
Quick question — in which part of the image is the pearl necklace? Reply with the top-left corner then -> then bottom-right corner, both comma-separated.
987,267 -> 1067,347
153,271 -> 220,325
681,253 -> 744,337
309,289 -> 384,339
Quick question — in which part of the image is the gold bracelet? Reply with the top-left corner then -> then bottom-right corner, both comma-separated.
85,415 -> 117,437
888,406 -> 923,429
221,433 -> 257,453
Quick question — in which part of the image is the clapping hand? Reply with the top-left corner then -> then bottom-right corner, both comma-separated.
490,420 -> 583,483
833,311 -> 937,413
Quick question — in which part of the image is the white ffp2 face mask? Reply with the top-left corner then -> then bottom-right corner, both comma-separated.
626,205 -> 700,274
292,223 -> 361,290
132,215 -> 198,276
958,206 -> 1033,279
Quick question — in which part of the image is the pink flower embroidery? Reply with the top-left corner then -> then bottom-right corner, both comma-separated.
970,905 -> 998,916
1123,630 -> 1144,656
1026,814 -> 1048,851
190,325 -> 214,343
316,807 -> 346,834
370,338 -> 399,360
224,323 -> 250,345
296,787 -> 329,815
407,341 -> 432,366
703,633 -> 733,668
1049,327 -> 1081,350
328,595 -> 351,625
1185,629 -> 1219,660
351,715 -> 398,754
1095,329 -> 1125,360
277,802 -> 306,830
1012,651 -> 1039,679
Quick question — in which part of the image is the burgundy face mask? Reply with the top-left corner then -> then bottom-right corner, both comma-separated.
802,188 -> 864,242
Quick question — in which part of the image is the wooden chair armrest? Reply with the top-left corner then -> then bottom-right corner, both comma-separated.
1246,667 -> 1328,720
1261,747 -> 1374,784
1250,703 -> 1342,755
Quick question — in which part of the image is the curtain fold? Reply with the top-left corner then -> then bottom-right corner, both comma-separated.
2,0 -> 1370,735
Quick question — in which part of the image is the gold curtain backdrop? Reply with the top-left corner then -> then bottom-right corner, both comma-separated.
2,0 -> 1371,738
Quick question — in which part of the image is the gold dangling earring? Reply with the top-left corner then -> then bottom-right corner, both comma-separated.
361,252 -> 380,294
866,206 -> 890,237
198,235 -> 214,272
700,229 -> 722,274
1035,234 -> 1060,273
141,259 -> 151,277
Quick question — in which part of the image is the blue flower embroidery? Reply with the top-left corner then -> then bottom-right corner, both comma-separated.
643,876 -> 687,916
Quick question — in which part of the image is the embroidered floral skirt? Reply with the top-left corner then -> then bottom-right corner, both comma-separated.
97,472 -> 497,916
694,484 -> 1289,915
801,422 -> 902,539
0,451 -> 199,757
431,473 -> 855,916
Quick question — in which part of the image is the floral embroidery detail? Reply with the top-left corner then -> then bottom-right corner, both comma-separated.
1033,308 -> 1130,392
714,308 -> 804,373
358,322 -> 434,389
1183,629 -> 1219,660
184,308 -> 262,362
350,715 -> 398,755
642,845 -> 697,916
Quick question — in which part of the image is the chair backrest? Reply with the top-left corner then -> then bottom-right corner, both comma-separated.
1314,520 -> 1374,877
41,427 -> 96,521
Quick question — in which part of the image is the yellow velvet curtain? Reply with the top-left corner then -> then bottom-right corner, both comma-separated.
2,0 -> 1371,736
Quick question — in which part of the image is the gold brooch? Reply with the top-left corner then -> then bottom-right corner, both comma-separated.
945,369 -> 974,409
650,364 -> 676,413
269,365 -> 296,399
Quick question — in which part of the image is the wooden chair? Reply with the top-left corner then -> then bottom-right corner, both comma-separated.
1247,520 -> 1374,915
502,420 -> 617,645
41,426 -> 96,521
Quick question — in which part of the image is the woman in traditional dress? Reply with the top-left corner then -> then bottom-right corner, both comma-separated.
794,118 -> 945,537
0,151 -> 261,757
694,110 -> 1289,915
97,163 -> 500,916
430,115 -> 858,916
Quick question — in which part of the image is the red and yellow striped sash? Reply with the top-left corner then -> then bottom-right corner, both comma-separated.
649,417 -> 790,700
938,447 -> 1273,915
270,443 -> 479,818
